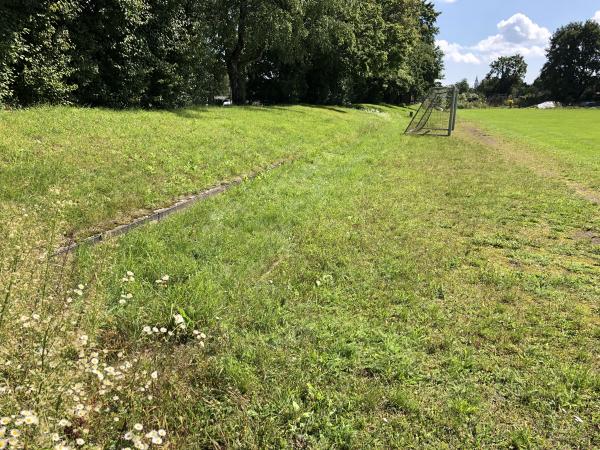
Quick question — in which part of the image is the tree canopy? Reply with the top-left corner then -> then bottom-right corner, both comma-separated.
537,20 -> 600,104
478,54 -> 527,97
0,0 -> 444,107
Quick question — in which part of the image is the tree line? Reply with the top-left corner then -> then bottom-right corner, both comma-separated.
457,20 -> 600,106
0,0 -> 443,108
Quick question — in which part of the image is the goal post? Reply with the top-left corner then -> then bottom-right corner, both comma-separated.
405,85 -> 458,136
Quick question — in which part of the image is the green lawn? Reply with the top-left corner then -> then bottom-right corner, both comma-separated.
0,105 -> 390,239
461,108 -> 600,189
1,106 -> 598,449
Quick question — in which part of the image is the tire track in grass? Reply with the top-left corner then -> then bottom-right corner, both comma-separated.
458,123 -> 600,205
54,158 -> 291,256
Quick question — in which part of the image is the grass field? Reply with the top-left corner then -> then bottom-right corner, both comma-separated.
461,108 -> 600,190
1,106 -> 599,448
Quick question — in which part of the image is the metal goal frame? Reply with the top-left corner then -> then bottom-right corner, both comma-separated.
405,86 -> 458,136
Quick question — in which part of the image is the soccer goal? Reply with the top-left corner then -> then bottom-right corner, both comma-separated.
405,86 -> 458,136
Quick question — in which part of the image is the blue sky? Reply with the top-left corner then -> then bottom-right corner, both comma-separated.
434,0 -> 600,85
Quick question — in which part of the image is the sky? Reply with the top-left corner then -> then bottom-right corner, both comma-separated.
434,0 -> 600,86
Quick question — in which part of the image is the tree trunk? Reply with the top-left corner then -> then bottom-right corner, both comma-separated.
227,60 -> 246,105
225,1 -> 248,105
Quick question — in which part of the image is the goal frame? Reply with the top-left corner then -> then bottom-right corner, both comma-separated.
405,86 -> 458,137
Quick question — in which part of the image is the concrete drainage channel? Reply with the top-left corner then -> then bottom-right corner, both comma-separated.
54,159 -> 291,257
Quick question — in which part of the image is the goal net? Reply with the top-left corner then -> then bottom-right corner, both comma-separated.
405,86 -> 458,136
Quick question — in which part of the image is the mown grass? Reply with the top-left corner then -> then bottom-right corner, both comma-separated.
0,104 -> 388,239
1,105 -> 598,448
461,108 -> 600,189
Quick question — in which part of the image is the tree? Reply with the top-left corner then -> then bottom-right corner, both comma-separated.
478,54 -> 527,97
537,20 -> 600,103
455,78 -> 470,94
200,0 -> 299,104
0,0 -> 78,105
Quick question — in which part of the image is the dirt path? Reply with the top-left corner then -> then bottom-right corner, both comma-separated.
457,123 -> 600,206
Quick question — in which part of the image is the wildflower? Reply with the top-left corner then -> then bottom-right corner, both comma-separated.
23,415 -> 39,425
9,429 -> 20,438
78,284 -> 85,290
58,419 -> 71,427
0,419 -> 9,426
151,371 -> 158,379
74,289 -> 83,296
160,327 -> 167,333
158,429 -> 166,437
52,433 -> 61,441
55,445 -> 72,450
142,326 -> 152,335
0,438 -> 7,449
133,423 -> 143,431
124,432 -> 133,440
76,438 -> 85,446
0,428 -> 4,437
173,314 -> 186,329
151,436 -> 163,445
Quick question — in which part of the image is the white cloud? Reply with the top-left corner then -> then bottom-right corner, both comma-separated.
438,13 -> 550,68
436,40 -> 480,64
594,11 -> 600,24
438,0 -> 457,3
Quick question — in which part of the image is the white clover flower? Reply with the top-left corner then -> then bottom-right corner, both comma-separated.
162,275 -> 169,281
127,271 -> 134,276
76,438 -> 85,446
58,419 -> 71,427
78,284 -> 85,290
151,436 -> 163,445
52,433 -> 62,441
158,429 -> 166,437
124,432 -> 133,440
142,326 -> 152,335
133,423 -> 143,431
160,327 -> 167,333
150,371 -> 158,379
74,289 -> 83,296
